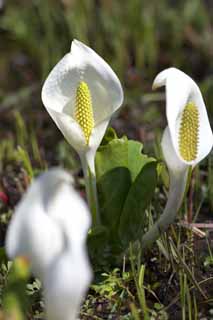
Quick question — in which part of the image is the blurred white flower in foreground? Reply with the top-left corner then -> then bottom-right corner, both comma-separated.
6,168 -> 92,320
142,67 -> 213,248
41,39 -> 123,175
42,40 -> 123,225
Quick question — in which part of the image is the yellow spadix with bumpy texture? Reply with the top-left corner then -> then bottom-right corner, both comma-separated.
179,102 -> 199,161
75,81 -> 94,145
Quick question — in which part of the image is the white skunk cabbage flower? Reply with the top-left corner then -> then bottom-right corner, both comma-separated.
41,40 -> 123,225
6,169 -> 92,320
153,67 -> 213,167
142,68 -> 213,248
41,40 -> 123,176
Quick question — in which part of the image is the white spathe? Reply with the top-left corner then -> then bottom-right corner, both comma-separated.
6,168 -> 92,320
141,68 -> 213,249
44,250 -> 91,320
41,40 -> 124,174
153,67 -> 213,167
161,126 -> 187,176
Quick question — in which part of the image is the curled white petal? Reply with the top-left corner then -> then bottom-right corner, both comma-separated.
44,250 -> 92,320
161,127 -> 187,175
47,108 -> 86,152
6,168 -> 92,320
5,168 -> 91,278
153,67 -> 213,166
85,119 -> 109,175
46,175 -> 91,251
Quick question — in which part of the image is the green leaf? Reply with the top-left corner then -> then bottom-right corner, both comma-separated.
95,133 -> 157,258
97,167 -> 131,237
96,136 -> 154,182
119,162 -> 158,248
87,225 -> 110,265
100,127 -> 118,146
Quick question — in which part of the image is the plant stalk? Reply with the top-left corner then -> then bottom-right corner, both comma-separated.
80,154 -> 100,226
141,168 -> 188,250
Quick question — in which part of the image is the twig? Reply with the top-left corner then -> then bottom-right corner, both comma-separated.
178,221 -> 206,238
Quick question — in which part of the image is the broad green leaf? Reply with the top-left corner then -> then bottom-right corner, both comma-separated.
97,167 -> 131,237
96,136 -> 155,182
118,162 -> 158,248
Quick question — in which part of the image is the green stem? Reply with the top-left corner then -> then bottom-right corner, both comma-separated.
80,154 -> 100,226
141,168 -> 189,250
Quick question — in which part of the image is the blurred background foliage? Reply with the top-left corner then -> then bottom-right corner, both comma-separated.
1,0 -> 213,101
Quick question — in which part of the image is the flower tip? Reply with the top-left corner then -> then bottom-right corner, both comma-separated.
152,81 -> 159,91
152,73 -> 165,90
41,168 -> 74,187
71,39 -> 88,54
70,38 -> 79,49
152,67 -> 179,90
